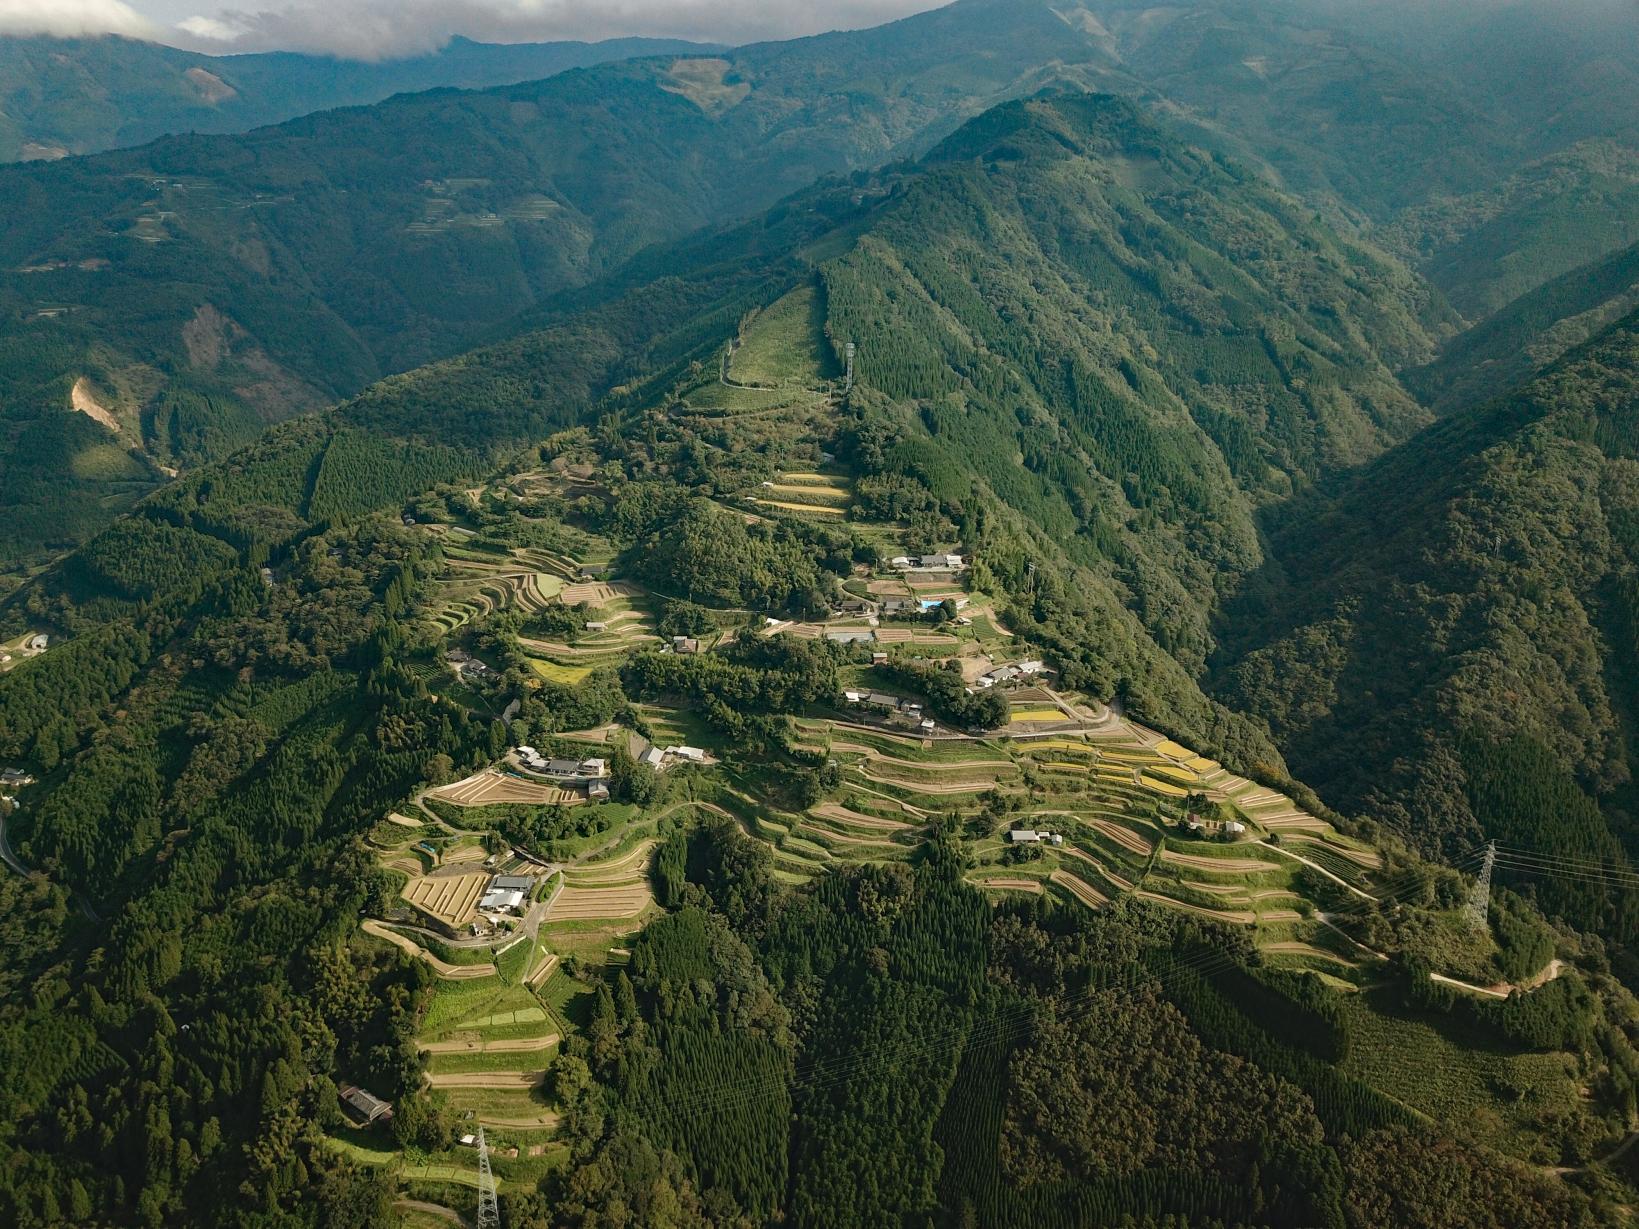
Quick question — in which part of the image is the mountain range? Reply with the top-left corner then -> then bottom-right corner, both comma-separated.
0,33 -> 718,163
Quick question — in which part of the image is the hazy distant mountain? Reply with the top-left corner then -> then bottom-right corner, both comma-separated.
0,32 -> 719,163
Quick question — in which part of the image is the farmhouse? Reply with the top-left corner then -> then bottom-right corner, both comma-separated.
668,745 -> 707,763
1007,829 -> 1063,846
531,756 -> 610,785
640,746 -> 666,769
1,768 -> 31,787
1223,820 -> 1247,837
672,636 -> 701,654
339,1085 -> 393,1127
480,887 -> 526,913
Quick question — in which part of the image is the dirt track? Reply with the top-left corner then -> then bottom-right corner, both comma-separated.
362,920 -> 496,978
421,1035 -> 561,1054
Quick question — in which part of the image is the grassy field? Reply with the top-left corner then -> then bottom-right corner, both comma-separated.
730,284 -> 837,386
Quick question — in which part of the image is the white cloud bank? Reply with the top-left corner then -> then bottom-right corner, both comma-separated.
0,0 -> 159,39
2,0 -> 949,58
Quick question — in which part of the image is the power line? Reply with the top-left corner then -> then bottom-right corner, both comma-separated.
476,1125 -> 500,1229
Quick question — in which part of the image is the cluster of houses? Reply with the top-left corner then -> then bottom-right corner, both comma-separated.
445,647 -> 499,684
843,689 -> 937,733
479,871 -> 536,915
1007,829 -> 1064,846
1184,814 -> 1247,839
889,553 -> 965,572
516,749 -> 611,799
975,660 -> 1046,689
638,744 -> 708,770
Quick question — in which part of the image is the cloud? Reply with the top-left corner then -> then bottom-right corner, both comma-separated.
164,0 -> 947,59
0,0 -> 160,38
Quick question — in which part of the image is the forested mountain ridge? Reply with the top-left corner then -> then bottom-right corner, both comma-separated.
823,93 -> 1446,714
1407,234 -> 1639,416
0,0 -> 1119,573
0,33 -> 718,164
1214,309 -> 1639,942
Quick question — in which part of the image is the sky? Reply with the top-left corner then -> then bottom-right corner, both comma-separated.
0,0 -> 950,57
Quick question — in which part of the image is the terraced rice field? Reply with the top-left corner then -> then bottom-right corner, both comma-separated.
967,875 -> 1043,894
402,873 -> 488,928
1051,868 -> 1109,909
545,884 -> 653,922
432,770 -> 578,807
1009,707 -> 1066,723
529,659 -> 594,684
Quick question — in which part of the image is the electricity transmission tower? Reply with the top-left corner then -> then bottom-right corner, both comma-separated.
844,341 -> 856,391
1464,841 -> 1496,931
476,1126 -> 501,1229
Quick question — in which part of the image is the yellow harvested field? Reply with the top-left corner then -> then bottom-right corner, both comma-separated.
362,920 -> 496,978
1009,708 -> 1066,723
546,884 -> 653,922
402,873 -> 488,928
529,659 -> 593,684
1185,756 -> 1219,773
564,841 -> 656,883
809,802 -> 915,831
751,499 -> 846,516
1139,773 -> 1189,797
1155,740 -> 1193,758
1051,869 -> 1108,909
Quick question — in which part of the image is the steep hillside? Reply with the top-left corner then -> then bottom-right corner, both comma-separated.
0,33 -> 715,163
822,94 -> 1445,708
1407,236 -> 1639,414
1214,312 -> 1639,942
1381,139 -> 1639,324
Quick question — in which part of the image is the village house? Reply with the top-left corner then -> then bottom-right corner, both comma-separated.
672,636 -> 701,654
1007,829 -> 1064,846
338,1085 -> 393,1127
